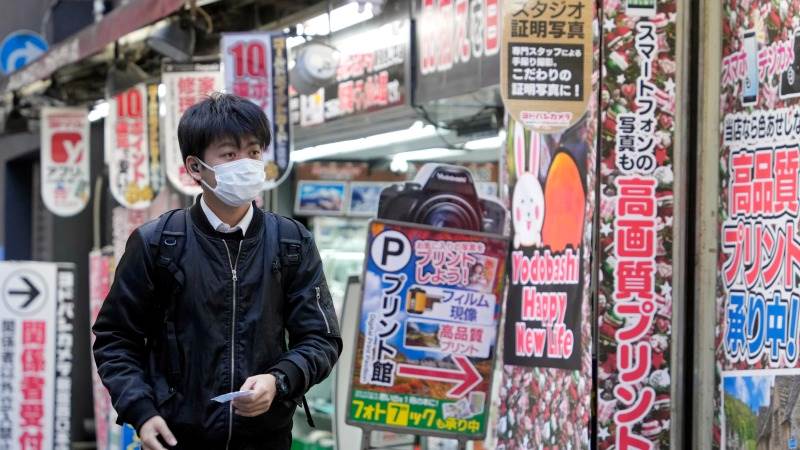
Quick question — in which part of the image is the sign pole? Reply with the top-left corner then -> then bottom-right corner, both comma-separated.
359,429 -> 371,450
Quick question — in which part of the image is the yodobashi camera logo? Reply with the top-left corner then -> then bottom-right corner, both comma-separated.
377,163 -> 507,235
434,171 -> 469,184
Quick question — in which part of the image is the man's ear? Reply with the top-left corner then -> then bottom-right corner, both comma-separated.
185,157 -> 203,181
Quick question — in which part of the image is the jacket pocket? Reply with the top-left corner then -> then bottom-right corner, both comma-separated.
315,283 -> 340,337
153,375 -> 183,420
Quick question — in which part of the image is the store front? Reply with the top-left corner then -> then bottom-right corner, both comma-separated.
0,0 -> 770,448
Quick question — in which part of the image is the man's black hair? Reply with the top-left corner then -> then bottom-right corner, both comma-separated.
177,93 -> 271,162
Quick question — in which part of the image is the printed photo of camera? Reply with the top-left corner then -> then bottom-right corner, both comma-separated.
377,163 -> 506,235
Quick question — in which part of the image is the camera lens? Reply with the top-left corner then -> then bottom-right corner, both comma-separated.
414,195 -> 482,232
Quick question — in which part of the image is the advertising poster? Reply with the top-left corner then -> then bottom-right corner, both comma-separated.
0,262 -> 74,450
105,84 -> 157,209
294,181 -> 348,216
597,0 -> 677,448
221,32 -> 292,189
500,0 -> 593,133
347,220 -> 508,439
717,1 -> 800,448
39,107 -> 90,217
289,0 -> 410,130
414,0 -> 500,102
162,62 -> 223,196
502,118 -> 589,370
89,249 -> 140,450
348,182 -> 391,217
495,1 -> 597,449
495,115 -> 596,448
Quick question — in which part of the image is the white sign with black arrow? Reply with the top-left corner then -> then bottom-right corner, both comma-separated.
0,261 -> 74,450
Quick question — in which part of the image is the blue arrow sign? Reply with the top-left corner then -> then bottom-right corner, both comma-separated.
0,30 -> 48,75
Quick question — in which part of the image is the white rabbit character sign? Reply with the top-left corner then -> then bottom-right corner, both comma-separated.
503,115 -> 589,370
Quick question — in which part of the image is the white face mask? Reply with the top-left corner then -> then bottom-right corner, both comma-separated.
196,158 -> 266,207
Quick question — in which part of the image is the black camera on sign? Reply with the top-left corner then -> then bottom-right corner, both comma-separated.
377,164 -> 506,235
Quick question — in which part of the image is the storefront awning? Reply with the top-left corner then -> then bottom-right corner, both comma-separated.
0,0 -> 186,93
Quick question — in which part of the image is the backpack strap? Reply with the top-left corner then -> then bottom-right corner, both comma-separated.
147,208 -> 188,387
271,213 -> 316,428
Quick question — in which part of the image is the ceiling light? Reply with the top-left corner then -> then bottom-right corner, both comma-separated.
292,121 -> 438,162
146,17 -> 196,62
88,101 -> 109,122
391,148 -> 467,162
464,131 -> 506,150
303,2 -> 373,36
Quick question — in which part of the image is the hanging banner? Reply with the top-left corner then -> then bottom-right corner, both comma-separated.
162,62 -> 223,196
414,0 -> 500,102
502,119 -> 587,369
89,249 -> 140,450
39,107 -> 90,217
289,12 -> 411,129
499,0 -> 593,133
495,117 -> 596,447
221,32 -> 292,190
0,262 -> 74,450
105,83 -> 157,209
89,249 -> 114,450
494,0 -> 597,448
717,1 -> 800,449
146,83 -> 164,196
347,220 -> 507,439
597,1 -> 677,448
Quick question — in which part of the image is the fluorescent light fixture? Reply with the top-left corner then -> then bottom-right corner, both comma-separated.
292,121 -> 438,162
158,83 -> 166,98
391,148 -> 467,161
390,156 -> 409,173
303,2 -> 373,36
464,131 -> 506,150
286,35 -> 307,51
88,101 -> 109,122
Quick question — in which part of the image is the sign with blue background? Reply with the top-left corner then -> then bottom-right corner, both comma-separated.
0,30 -> 48,74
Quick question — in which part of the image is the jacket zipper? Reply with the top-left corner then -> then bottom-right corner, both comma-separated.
224,240 -> 243,450
315,286 -> 331,334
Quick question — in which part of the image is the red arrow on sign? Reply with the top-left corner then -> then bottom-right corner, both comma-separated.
396,355 -> 482,399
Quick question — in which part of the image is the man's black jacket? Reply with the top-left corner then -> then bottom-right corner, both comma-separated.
92,202 -> 342,444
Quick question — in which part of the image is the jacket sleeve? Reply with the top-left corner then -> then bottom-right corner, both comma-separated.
92,228 -> 160,431
270,225 -> 343,400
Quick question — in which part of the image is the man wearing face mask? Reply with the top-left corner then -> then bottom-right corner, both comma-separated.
93,93 -> 342,450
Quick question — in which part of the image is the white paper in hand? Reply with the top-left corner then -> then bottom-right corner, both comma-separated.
211,390 -> 254,403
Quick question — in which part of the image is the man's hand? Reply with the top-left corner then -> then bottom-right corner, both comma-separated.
139,416 -> 177,450
233,374 -> 277,417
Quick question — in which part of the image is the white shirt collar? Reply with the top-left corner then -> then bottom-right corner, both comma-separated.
200,196 -> 254,235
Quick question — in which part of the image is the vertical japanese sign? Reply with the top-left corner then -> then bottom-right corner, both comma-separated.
89,249 -> 113,450
221,32 -> 292,189
717,1 -> 800,449
89,249 -> 139,450
496,112 -> 596,448
105,84 -> 157,209
500,0 -> 593,133
598,0 -> 677,448
39,107 -> 90,217
0,262 -> 74,450
162,62 -> 223,196
414,0 -> 500,102
495,0 -> 597,448
348,221 -> 507,439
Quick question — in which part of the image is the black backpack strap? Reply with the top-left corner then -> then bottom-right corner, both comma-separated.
274,214 -> 305,283
270,213 -> 315,427
148,208 -> 188,387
